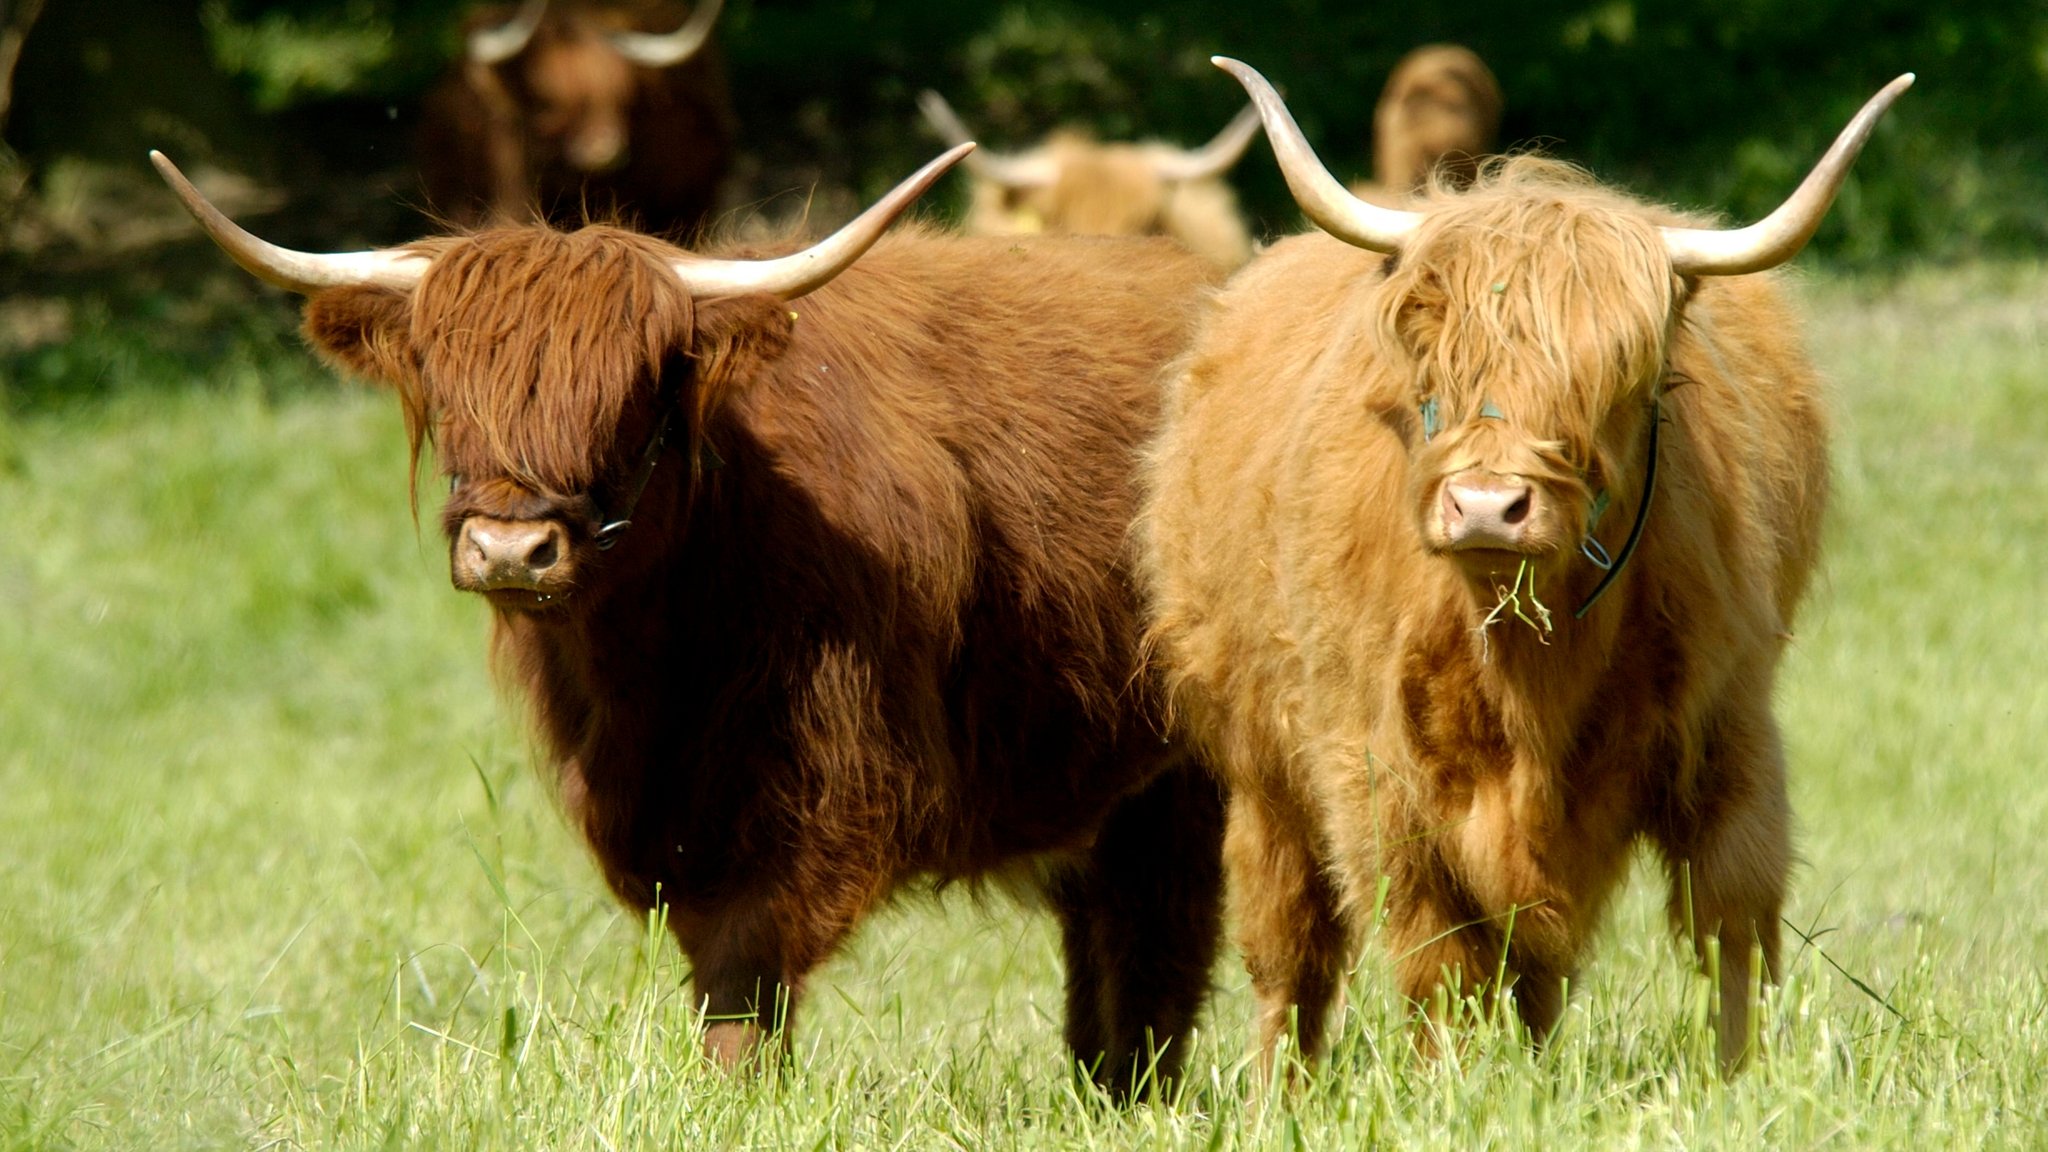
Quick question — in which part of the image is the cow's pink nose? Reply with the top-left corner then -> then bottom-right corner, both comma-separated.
1441,476 -> 1535,550
456,517 -> 569,591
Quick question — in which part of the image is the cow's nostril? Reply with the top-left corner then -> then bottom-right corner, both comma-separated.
1503,491 -> 1531,525
526,534 -> 560,571
1442,485 -> 1465,526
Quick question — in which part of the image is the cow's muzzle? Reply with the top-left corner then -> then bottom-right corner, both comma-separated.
566,123 -> 628,173
1440,472 -> 1538,553
452,516 -> 577,602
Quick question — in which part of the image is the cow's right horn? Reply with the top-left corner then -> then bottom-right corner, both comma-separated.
151,152 -> 429,294
1661,74 -> 1914,276
1215,57 -> 1421,254
605,0 -> 723,68
916,91 -> 1059,189
669,143 -> 974,300
468,0 -> 547,65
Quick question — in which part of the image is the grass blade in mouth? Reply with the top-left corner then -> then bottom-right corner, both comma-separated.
1475,558 -> 1553,658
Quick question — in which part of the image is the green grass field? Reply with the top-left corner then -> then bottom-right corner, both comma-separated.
2,264 -> 2044,1149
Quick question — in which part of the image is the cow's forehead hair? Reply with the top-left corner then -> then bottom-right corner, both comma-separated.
1372,156 -> 1679,439
405,225 -> 697,493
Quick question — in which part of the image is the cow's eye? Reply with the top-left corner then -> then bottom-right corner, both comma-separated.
448,473 -> 462,493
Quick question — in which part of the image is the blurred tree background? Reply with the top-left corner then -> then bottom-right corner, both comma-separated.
1,0 -> 2044,405
8,0 -> 2046,254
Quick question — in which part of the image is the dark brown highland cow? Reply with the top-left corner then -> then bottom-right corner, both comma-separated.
417,0 -> 734,234
155,144 -> 1227,1094
1140,61 -> 1910,1074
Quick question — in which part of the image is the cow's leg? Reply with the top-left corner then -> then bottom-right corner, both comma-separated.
677,903 -> 798,1071
1504,953 -> 1569,1046
666,646 -> 904,1070
1388,895 -> 1583,1053
673,868 -> 886,1072
1659,707 -> 1791,1074
1049,761 -> 1226,1100
1381,870 -> 1497,1049
1227,789 -> 1348,1078
1426,764 -> 1630,1049
1048,878 -> 1111,1086
1376,828 -> 1587,1053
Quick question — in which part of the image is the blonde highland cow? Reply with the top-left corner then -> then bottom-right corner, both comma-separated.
1139,59 -> 1911,1074
919,90 -> 1262,269
1373,44 -> 1503,194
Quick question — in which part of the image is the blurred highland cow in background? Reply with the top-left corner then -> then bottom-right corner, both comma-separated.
1359,44 -> 1501,204
919,89 -> 1260,268
417,0 -> 733,235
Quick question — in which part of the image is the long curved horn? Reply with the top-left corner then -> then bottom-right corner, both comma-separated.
1662,74 -> 1914,276
468,0 -> 547,65
151,152 -> 428,294
916,90 -> 1059,189
605,0 -> 722,68
1148,103 -> 1262,182
1214,57 -> 1420,253
669,143 -> 974,299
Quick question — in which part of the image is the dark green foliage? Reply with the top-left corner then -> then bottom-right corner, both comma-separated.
9,1 -> 2048,260
880,0 -> 2048,260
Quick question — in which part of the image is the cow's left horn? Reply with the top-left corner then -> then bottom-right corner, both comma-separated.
605,0 -> 723,68
1148,104 -> 1262,183
1661,74 -> 1914,276
1214,57 -> 1421,253
151,152 -> 429,294
469,0 -> 548,65
668,143 -> 974,299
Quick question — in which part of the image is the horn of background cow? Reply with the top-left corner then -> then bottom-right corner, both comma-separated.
605,0 -> 723,68
668,142 -> 975,299
916,90 -> 1059,189
468,0 -> 547,65
1661,74 -> 1914,276
151,152 -> 430,294
1213,57 -> 1420,253
1149,103 -> 1263,182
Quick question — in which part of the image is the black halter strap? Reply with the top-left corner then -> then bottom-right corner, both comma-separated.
591,371 -> 722,551
1572,395 -> 1660,619
591,402 -> 676,550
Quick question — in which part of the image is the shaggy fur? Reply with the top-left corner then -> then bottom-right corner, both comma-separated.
1139,157 -> 1827,1073
964,132 -> 1255,269
417,0 -> 734,235
1355,44 -> 1502,205
303,222 -> 1228,1095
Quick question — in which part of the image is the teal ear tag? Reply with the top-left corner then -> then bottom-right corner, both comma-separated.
1419,397 -> 1440,440
1479,399 -> 1506,420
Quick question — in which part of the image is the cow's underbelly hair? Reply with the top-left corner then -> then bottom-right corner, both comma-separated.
536,627 -> 1175,921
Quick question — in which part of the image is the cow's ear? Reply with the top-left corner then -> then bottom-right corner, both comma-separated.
686,294 -> 797,412
303,285 -> 417,387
